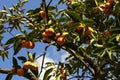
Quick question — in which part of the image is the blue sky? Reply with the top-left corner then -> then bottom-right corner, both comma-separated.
0,0 -> 69,80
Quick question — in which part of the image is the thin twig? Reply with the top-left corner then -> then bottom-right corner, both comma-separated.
35,53 -> 44,60
47,0 -> 53,8
37,44 -> 50,77
0,68 -> 11,74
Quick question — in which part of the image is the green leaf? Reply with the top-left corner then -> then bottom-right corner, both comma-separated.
32,53 -> 36,61
30,69 -> 38,77
18,56 -> 27,63
13,39 -> 22,55
94,46 -> 105,53
0,25 -> 4,34
43,68 -> 53,80
116,34 -> 120,42
94,44 -> 103,47
83,18 -> 94,25
48,6 -> 56,11
28,52 -> 34,62
4,51 -> 9,59
5,74 -> 13,80
0,36 -> 3,40
5,37 -> 16,45
100,49 -> 106,58
56,75 -> 61,80
1,54 -> 5,61
0,50 -> 8,61
13,57 -> 18,67
65,54 -> 73,61
3,5 -> 7,10
66,11 -> 81,22
107,49 -> 113,60
65,64 -> 72,74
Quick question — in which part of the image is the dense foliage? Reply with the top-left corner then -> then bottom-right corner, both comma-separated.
0,0 -> 120,80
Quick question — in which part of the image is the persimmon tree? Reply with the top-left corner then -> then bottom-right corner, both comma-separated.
0,0 -> 120,80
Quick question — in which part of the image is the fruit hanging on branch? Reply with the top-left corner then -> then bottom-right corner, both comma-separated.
38,11 -> 46,19
22,40 -> 35,49
42,28 -> 55,42
17,68 -> 25,76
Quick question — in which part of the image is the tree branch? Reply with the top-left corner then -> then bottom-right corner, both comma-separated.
0,68 -> 11,74
47,0 -> 53,8
65,43 -> 101,79
42,0 -> 49,22
0,68 -> 38,80
37,44 -> 50,77
67,48 -> 94,75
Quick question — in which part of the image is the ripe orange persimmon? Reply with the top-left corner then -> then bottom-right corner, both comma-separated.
22,40 -> 35,49
26,41 -> 35,49
56,33 -> 61,39
76,24 -> 85,31
23,61 -> 31,70
42,32 -> 48,38
38,11 -> 46,19
56,32 -> 69,37
30,62 -> 38,71
17,68 -> 24,76
44,37 -> 51,42
105,2 -> 111,8
45,28 -> 55,36
85,27 -> 94,36
107,0 -> 115,5
57,36 -> 66,45
42,31 -> 52,42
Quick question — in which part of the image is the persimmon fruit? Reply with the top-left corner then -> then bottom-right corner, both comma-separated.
30,62 -> 38,71
85,27 -> 94,36
23,61 -> 31,70
38,11 -> 46,19
45,28 -> 55,36
76,24 -> 85,31
56,33 -> 61,39
57,36 -> 66,45
107,0 -> 115,5
105,2 -> 111,8
17,68 -> 24,76
22,40 -> 35,49
62,32 -> 69,37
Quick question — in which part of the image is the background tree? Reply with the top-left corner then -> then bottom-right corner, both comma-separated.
0,0 -> 120,80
